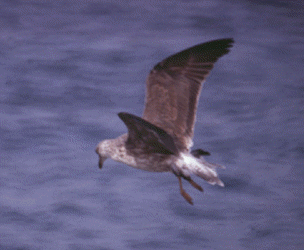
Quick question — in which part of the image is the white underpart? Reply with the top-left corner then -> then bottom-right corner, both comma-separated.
176,152 -> 224,187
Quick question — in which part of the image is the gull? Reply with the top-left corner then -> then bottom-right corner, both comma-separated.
96,38 -> 234,204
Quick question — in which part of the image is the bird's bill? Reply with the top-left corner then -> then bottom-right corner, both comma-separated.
98,156 -> 107,169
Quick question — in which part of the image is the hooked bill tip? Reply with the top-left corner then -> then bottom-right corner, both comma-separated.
98,156 -> 104,169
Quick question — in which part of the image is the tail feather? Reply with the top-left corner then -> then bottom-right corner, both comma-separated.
176,153 -> 225,187
195,169 -> 225,187
192,158 -> 225,187
201,159 -> 226,170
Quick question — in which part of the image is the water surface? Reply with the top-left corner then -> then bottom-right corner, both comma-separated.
1,1 -> 303,249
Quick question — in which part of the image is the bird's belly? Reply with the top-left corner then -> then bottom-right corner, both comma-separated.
132,154 -> 174,172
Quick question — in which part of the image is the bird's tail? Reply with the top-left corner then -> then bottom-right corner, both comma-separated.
193,158 -> 225,187
176,153 -> 225,187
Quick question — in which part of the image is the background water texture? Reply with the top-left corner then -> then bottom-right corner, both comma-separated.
1,0 -> 303,249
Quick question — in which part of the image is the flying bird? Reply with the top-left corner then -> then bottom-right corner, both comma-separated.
96,38 -> 234,204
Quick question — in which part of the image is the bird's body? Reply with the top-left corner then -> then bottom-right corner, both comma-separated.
97,133 -> 223,181
96,38 -> 234,204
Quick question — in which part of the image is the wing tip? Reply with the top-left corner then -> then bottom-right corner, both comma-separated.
118,112 -> 135,123
205,38 -> 234,54
152,38 -> 234,71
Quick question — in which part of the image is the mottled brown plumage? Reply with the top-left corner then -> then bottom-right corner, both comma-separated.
96,38 -> 234,204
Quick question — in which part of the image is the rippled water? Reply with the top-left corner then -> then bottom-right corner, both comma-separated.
1,0 -> 303,249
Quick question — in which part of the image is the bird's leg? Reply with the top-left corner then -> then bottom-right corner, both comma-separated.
183,175 -> 203,192
177,176 -> 193,205
171,166 -> 202,204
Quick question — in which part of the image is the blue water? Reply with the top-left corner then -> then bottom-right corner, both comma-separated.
1,1 -> 303,249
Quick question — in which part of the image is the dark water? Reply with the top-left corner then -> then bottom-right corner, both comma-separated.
1,1 -> 303,249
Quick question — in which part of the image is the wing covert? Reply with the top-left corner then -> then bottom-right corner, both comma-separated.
118,112 -> 179,155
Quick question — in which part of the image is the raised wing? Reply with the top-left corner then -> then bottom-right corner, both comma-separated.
142,38 -> 234,151
118,112 -> 179,156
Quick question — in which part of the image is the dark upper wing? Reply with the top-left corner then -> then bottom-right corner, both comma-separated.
142,38 -> 234,151
118,112 -> 178,155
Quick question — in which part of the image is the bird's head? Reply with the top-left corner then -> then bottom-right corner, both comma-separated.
95,139 -> 112,169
